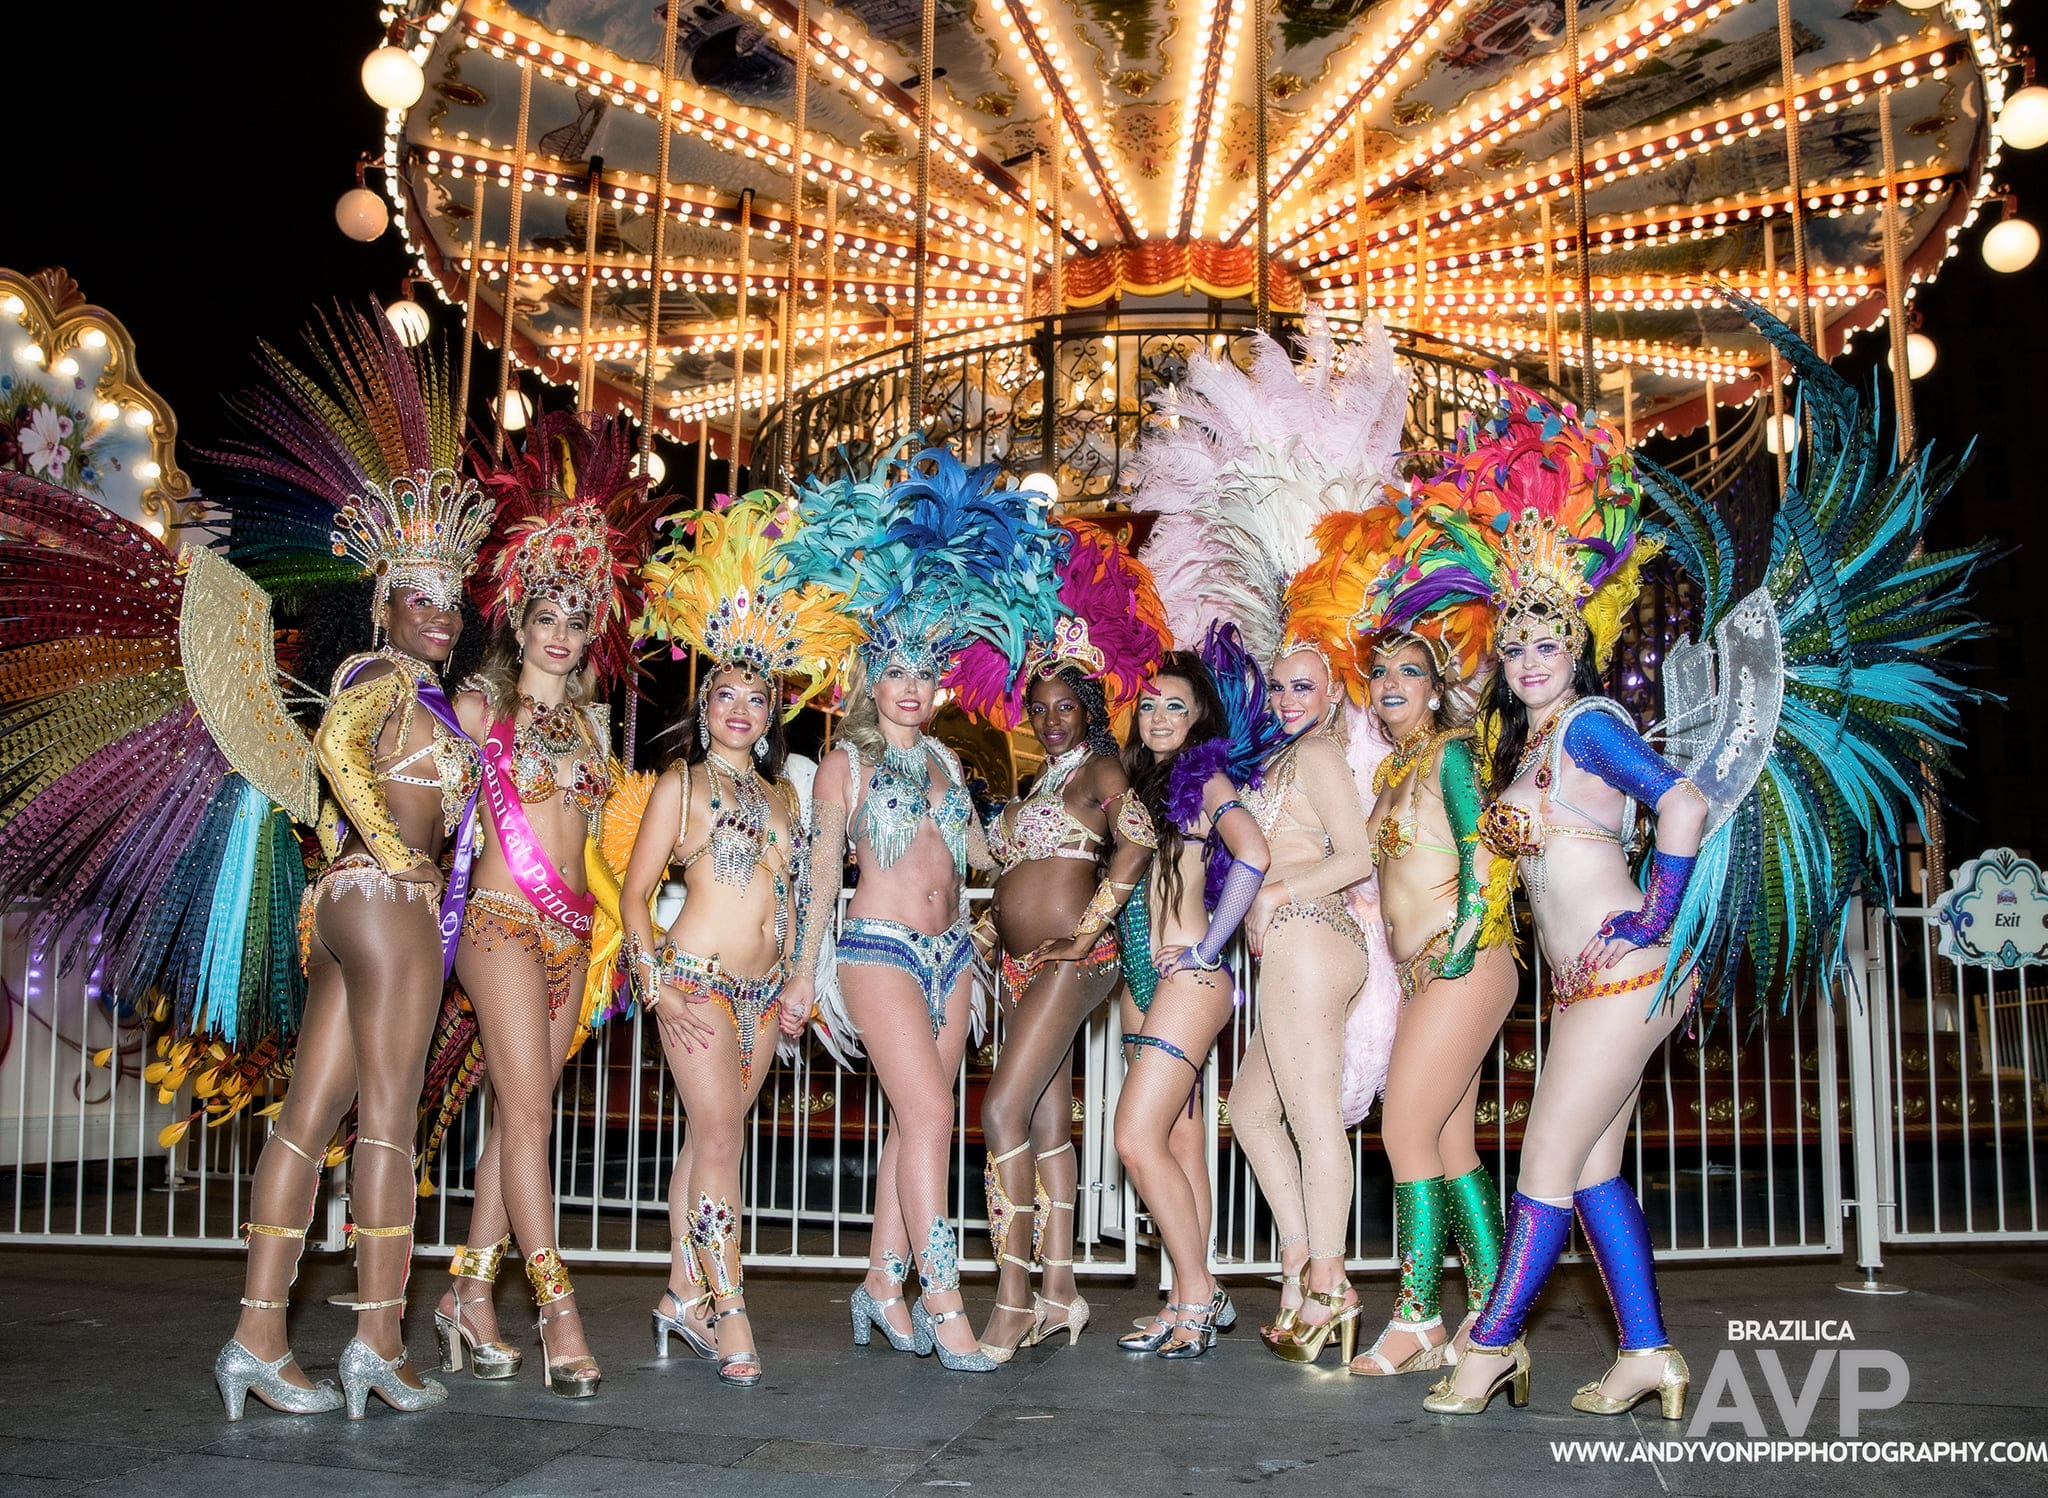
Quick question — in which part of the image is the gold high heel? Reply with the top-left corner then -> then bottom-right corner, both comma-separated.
526,1248 -> 601,1399
978,1142 -> 1042,1363
1571,1346 -> 1689,1420
1263,1233 -> 1308,1338
433,1235 -> 524,1379
1349,1315 -> 1450,1377
1262,1282 -> 1360,1365
1025,1144 -> 1088,1348
1422,1339 -> 1531,1415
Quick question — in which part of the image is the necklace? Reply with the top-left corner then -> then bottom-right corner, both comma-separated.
865,740 -> 933,872
704,751 -> 774,888
1516,701 -> 1572,789
512,695 -> 584,803
1031,744 -> 1090,802
1375,725 -> 1452,796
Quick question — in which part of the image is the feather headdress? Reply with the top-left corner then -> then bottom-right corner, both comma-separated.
636,492 -> 861,716
1369,376 -> 1655,669
778,443 -> 1069,685
471,411 -> 665,685
202,303 -> 493,622
1128,308 -> 1409,673
950,518 -> 1169,727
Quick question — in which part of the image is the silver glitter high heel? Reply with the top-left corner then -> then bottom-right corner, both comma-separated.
911,1217 -> 999,1373
214,1341 -> 344,1420
338,1338 -> 449,1418
850,1250 -> 919,1353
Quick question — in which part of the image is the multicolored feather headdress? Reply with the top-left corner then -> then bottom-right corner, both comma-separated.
777,442 -> 1069,686
1127,307 -> 1409,679
950,518 -> 1168,727
1363,375 -> 1654,669
473,411 -> 665,685
637,492 -> 860,717
205,304 -> 494,625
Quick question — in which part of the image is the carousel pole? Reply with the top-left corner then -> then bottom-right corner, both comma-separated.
778,0 -> 811,480
1566,0 -> 1595,411
1050,113 -> 1065,315
1025,151 -> 1040,319
1705,376 -> 1719,465
823,182 -> 839,368
638,0 -> 682,469
456,174 -> 485,427
733,190 -> 754,486
1354,128 -> 1367,330
908,0 -> 937,436
1253,0 -> 1272,333
496,60 -> 534,458
1766,224 -> 1788,491
1879,87 -> 1916,460
577,157 -> 604,412
1776,0 -> 1814,348
1540,198 -> 1562,388
696,415 -> 710,502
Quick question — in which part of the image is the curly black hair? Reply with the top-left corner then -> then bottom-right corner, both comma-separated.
282,576 -> 488,727
1027,665 -> 1118,761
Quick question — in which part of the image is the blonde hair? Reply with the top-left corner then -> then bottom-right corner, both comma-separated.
835,659 -> 888,762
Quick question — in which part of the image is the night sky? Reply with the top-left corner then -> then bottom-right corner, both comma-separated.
8,4 -> 2044,861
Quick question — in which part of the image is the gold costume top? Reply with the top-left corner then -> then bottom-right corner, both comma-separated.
315,650 -> 481,873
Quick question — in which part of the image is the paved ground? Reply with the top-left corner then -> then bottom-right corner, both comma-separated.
2,1243 -> 2044,1496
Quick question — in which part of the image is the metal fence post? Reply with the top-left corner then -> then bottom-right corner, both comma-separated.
1839,896 -> 1907,1294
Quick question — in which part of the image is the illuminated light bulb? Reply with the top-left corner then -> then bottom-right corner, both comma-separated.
494,389 -> 534,431
1982,215 -> 2040,272
127,406 -> 154,428
2001,85 -> 2048,150
386,298 -> 433,345
1763,414 -> 1799,455
636,450 -> 667,484
336,186 -> 390,240
1018,471 -> 1059,502
1886,331 -> 1937,379
361,45 -> 426,110
137,460 -> 163,482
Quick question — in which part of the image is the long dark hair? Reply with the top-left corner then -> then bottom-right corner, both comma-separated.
664,664 -> 790,782
472,615 -> 601,724
286,576 -> 487,728
1121,651 -> 1228,914
1484,643 -> 1605,796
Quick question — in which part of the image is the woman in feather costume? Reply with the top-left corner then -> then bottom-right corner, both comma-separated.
778,444 -> 1066,1373
420,413 -> 661,1399
199,309 -> 497,1418
625,492 -> 856,1388
1338,541 -> 1517,1378
1127,310 -> 1407,1368
1112,626 -> 1276,1358
1413,308 -> 1990,1418
947,520 -> 1167,1360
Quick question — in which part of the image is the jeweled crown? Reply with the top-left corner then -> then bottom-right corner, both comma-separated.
329,466 -> 495,615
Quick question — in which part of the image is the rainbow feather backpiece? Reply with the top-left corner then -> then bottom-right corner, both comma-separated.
1128,308 -> 1409,664
0,473 -> 308,1058
198,303 -> 463,603
1642,297 -> 1993,1024
950,518 -> 1169,727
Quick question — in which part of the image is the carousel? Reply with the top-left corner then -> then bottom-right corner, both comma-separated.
348,0 -> 2027,495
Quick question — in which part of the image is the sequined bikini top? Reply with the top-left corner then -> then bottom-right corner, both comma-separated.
1477,699 -> 1626,862
988,746 -> 1102,876
675,753 -> 795,891
847,737 -> 974,875
369,651 -> 481,837
510,698 -> 614,834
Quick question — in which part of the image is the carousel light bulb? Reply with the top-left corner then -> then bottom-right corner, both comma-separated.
1018,471 -> 1060,503
361,45 -> 426,110
1982,215 -> 2040,272
2001,86 -> 2048,150
636,450 -> 667,483
385,298 -> 433,345
1764,413 -> 1798,454
1886,332 -> 1937,379
493,389 -> 533,431
336,186 -> 390,241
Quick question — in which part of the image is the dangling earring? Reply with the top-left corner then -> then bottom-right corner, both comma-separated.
697,714 -> 711,750
752,736 -> 769,762
1427,696 -> 1441,712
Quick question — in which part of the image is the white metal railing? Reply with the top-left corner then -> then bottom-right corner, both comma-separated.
21,876 -> 2048,1279
1863,894 -> 2048,1244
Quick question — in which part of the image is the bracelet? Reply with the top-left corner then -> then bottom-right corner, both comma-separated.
1072,878 -> 1137,943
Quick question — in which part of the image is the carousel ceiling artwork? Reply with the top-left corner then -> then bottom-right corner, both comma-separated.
371,0 -> 2017,450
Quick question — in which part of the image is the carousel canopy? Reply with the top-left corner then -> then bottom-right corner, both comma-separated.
377,0 -> 2010,443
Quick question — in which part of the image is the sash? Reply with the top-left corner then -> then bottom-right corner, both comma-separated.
333,659 -> 480,979
482,716 -> 596,939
